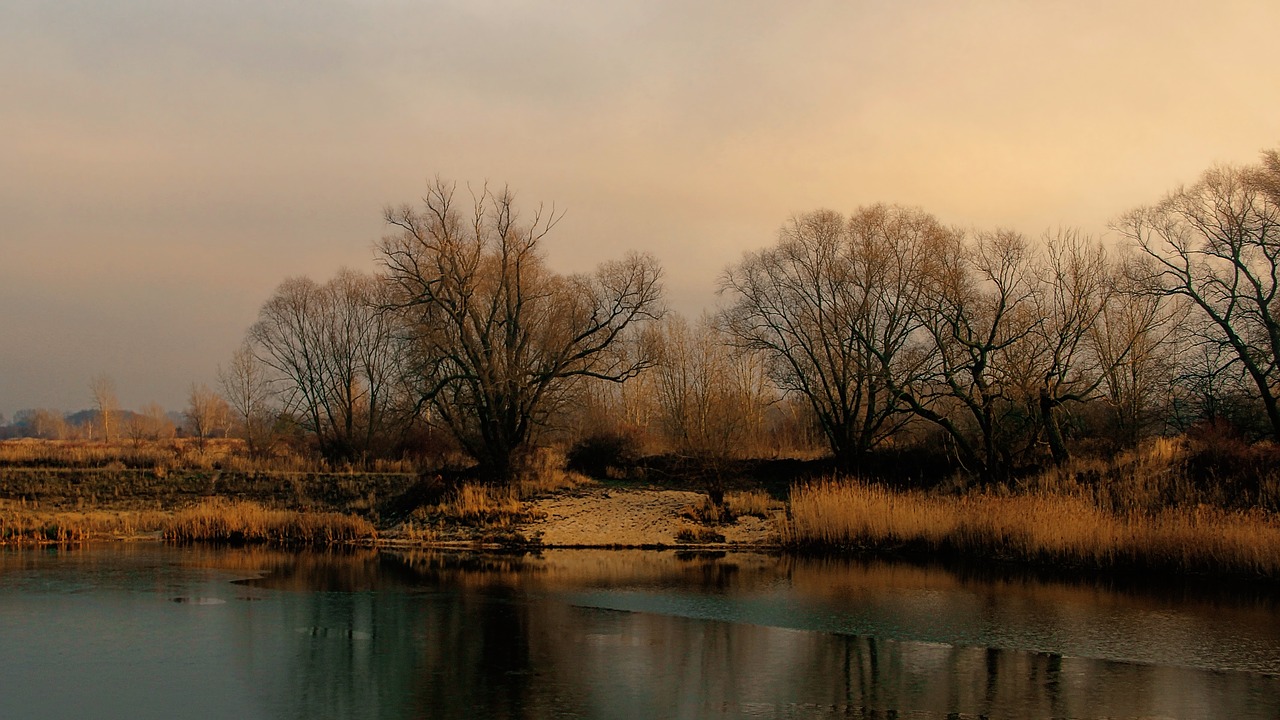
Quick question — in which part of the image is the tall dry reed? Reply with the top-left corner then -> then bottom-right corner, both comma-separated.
423,484 -> 532,528
784,478 -> 1280,577
163,499 -> 376,544
0,501 -> 167,544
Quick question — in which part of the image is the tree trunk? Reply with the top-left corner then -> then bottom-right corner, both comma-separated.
1040,388 -> 1070,466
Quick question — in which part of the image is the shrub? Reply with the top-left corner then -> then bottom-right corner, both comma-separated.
566,431 -> 641,478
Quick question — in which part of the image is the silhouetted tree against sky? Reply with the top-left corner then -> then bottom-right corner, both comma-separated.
1119,149 -> 1280,439
1090,266 -> 1181,446
250,269 -> 400,463
720,205 -> 946,469
379,179 -> 664,482
894,229 -> 1040,481
219,341 -> 277,458
88,373 -> 119,442
1023,231 -> 1113,465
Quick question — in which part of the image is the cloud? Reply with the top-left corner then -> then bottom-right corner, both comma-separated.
1,0 -> 1278,415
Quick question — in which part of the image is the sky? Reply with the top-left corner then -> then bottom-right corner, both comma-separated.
1,0 -> 1277,419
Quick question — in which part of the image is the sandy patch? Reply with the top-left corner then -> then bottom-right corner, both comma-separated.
520,486 -> 782,547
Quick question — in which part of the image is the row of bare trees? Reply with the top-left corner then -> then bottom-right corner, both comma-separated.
220,149 -> 1276,482
241,181 -> 663,479
716,149 -> 1279,480
4,376 -> 233,445
720,211 -> 1166,479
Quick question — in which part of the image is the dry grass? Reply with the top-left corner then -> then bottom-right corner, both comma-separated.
784,477 -> 1280,577
515,447 -> 590,498
675,523 -> 726,543
0,438 -> 417,475
163,499 -> 376,544
418,483 -> 539,529
726,489 -> 781,518
0,437 -> 237,470
679,495 -> 734,524
0,500 -> 167,544
678,491 -> 781,526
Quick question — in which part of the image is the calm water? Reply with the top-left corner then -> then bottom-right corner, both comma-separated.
0,544 -> 1277,719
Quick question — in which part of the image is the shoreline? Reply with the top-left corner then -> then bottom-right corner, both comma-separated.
3,468 -> 1279,584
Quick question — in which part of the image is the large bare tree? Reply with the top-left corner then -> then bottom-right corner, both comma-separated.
1023,231 -> 1114,464
250,269 -> 401,463
720,205 -> 945,468
1118,150 -> 1280,439
894,229 -> 1041,480
379,180 -> 664,481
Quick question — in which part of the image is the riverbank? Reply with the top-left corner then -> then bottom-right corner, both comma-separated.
0,469 -> 787,549
4,461 -> 1280,581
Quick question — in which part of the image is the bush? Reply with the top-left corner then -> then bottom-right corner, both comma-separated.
1185,424 -> 1280,511
566,431 -> 641,479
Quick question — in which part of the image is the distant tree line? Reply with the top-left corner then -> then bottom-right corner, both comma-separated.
1,379 -> 231,445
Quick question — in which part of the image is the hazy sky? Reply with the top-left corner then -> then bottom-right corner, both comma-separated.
1,0 -> 1277,419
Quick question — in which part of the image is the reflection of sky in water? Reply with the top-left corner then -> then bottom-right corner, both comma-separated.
0,545 -> 1277,720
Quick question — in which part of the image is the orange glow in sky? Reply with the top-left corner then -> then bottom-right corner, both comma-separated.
1,0 -> 1277,416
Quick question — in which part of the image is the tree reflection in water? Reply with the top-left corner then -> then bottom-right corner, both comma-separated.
211,548 -> 1280,719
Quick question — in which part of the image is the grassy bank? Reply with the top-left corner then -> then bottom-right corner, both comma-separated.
0,498 -> 377,546
784,478 -> 1280,577
164,499 -> 377,544
0,501 -> 168,543
0,444 -> 584,546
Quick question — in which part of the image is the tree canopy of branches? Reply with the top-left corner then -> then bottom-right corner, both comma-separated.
649,313 -> 773,457
250,269 -> 401,464
218,342 -> 278,458
88,374 -> 119,442
1119,150 -> 1280,439
720,205 -> 946,468
185,383 -> 230,449
890,229 -> 1040,480
379,180 -> 664,481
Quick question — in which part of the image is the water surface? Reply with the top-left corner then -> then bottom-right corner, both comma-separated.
0,544 -> 1276,719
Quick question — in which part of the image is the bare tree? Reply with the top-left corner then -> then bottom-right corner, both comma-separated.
89,374 -> 119,442
1092,264 -> 1182,445
125,402 -> 173,447
894,229 -> 1041,480
143,402 -> 174,440
1118,150 -> 1280,439
379,179 -> 664,481
1022,231 -> 1115,465
250,269 -> 402,463
185,384 -> 230,450
219,341 -> 277,458
720,205 -> 945,469
650,313 -> 774,457
19,408 -> 69,440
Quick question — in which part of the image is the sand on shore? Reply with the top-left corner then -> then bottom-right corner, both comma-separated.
519,486 -> 781,547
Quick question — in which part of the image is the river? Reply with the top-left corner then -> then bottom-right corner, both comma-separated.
0,544 -> 1276,719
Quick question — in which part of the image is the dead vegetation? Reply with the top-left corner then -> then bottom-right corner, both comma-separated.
784,439 -> 1280,577
5,436 -> 1280,581
0,501 -> 168,544
163,499 -> 376,544
0,437 -> 416,474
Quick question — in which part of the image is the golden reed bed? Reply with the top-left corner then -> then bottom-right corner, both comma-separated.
784,478 -> 1280,577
